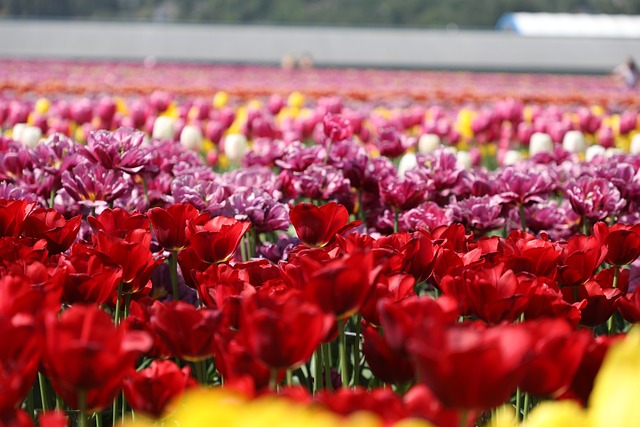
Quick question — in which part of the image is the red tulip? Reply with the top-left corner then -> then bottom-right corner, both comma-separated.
193,263 -> 255,329
440,262 -> 530,324
400,229 -> 438,283
0,408 -> 33,427
557,234 -> 607,287
87,208 -> 150,239
0,314 -> 42,414
362,322 -> 414,385
0,265 -> 63,320
94,229 -> 162,294
594,222 -> 640,266
562,267 -> 627,327
289,202 -> 360,248
214,328 -> 273,391
0,199 -> 35,238
378,296 -> 459,357
58,243 -> 122,305
360,272 -> 415,326
37,411 -> 68,427
122,360 -> 196,418
147,203 -> 199,251
239,287 -> 333,370
43,305 -> 152,412
403,385 -> 466,427
22,208 -> 81,254
149,301 -> 220,362
186,215 -> 251,264
500,230 -> 560,280
408,322 -> 532,410
519,319 -> 591,396
296,251 -> 380,319
317,387 -> 405,425
617,286 -> 640,323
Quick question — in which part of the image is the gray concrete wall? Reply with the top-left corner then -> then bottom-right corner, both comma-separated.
1,19 -> 639,73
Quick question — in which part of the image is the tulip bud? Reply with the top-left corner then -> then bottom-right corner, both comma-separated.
16,124 -> 42,148
562,130 -> 587,154
152,116 -> 175,141
529,132 -> 554,156
12,123 -> 27,142
502,149 -> 522,166
585,144 -> 606,162
179,125 -> 203,152
398,152 -> 418,176
224,133 -> 248,163
630,134 -> 640,155
418,133 -> 441,155
606,147 -> 624,158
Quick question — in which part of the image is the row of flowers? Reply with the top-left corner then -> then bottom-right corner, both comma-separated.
3,88 -> 640,161
2,197 -> 640,427
1,112 -> 640,426
2,59 -> 638,107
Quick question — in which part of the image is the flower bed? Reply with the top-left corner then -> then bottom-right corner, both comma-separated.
2,60 -> 640,427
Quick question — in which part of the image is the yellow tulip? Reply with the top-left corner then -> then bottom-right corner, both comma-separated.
522,401 -> 587,427
213,91 -> 229,109
34,98 -> 51,114
588,327 -> 640,427
287,91 -> 305,109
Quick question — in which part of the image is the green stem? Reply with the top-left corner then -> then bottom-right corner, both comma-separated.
582,215 -> 589,235
169,251 -> 180,302
609,267 -> 620,334
121,391 -> 126,420
286,369 -> 293,387
38,372 -> 49,412
314,348 -> 323,393
338,318 -> 348,388
49,188 -> 56,209
114,282 -> 123,326
353,315 -> 362,388
112,394 -> 118,427
523,392 -> 531,421
199,359 -> 208,385
194,361 -> 205,385
124,293 -> 131,319
393,209 -> 399,234
96,412 -> 103,427
519,204 -> 527,232
78,390 -> 87,427
613,266 -> 620,289
322,343 -> 333,392
240,235 -> 248,262
26,389 -> 34,420
55,394 -> 63,410
515,387 -> 522,421
324,139 -> 332,164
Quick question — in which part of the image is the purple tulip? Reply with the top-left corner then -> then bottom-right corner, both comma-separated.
565,176 -> 626,221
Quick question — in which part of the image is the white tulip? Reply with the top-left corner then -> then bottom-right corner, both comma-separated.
585,144 -> 606,162
18,125 -> 42,148
180,125 -> 203,151
224,133 -> 248,163
152,116 -> 175,141
502,149 -> 522,166
397,152 -> 418,176
630,133 -> 640,155
418,133 -> 441,155
562,130 -> 587,154
529,132 -> 554,156
456,150 -> 472,170
12,123 -> 27,143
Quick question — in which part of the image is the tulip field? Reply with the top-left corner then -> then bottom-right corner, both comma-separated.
3,58 -> 640,427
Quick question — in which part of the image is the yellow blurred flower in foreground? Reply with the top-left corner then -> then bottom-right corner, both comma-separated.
121,388 -> 434,427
